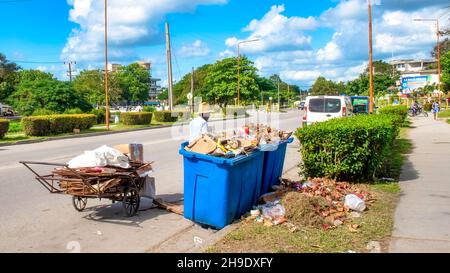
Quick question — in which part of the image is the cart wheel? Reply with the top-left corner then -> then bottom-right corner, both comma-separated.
123,187 -> 140,217
72,196 -> 87,212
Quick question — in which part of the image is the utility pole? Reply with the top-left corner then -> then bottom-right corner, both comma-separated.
277,78 -> 281,112
191,67 -> 194,114
288,84 -> 290,108
368,0 -> 374,114
104,0 -> 109,130
165,22 -> 174,111
64,61 -> 76,82
437,20 -> 441,95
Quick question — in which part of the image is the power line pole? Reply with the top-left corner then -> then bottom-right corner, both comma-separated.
278,77 -> 281,112
64,61 -> 76,82
165,22 -> 174,111
191,67 -> 194,114
437,20 -> 441,95
368,0 -> 374,114
104,0 -> 109,130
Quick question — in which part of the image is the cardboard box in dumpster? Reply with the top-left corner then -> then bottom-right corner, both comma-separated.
114,144 -> 144,162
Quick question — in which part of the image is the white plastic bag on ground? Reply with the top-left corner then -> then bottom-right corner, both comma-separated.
344,194 -> 366,212
67,145 -> 130,169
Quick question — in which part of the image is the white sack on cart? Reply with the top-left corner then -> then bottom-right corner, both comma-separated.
67,145 -> 130,169
140,176 -> 156,200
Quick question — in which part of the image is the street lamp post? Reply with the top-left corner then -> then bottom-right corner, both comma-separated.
368,0 -> 374,114
413,18 -> 442,96
237,38 -> 260,106
414,6 -> 450,99
104,0 -> 109,130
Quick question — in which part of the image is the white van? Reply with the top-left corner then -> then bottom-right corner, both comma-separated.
303,96 -> 353,126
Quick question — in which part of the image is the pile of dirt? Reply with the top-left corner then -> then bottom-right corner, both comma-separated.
281,192 -> 327,228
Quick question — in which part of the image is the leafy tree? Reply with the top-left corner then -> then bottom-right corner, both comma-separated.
10,70 -> 91,116
442,51 -> 450,92
310,76 -> 341,96
0,53 -> 20,101
157,88 -> 168,101
345,60 -> 399,97
204,57 -> 259,107
116,63 -> 151,104
73,69 -> 123,106
172,64 -> 212,105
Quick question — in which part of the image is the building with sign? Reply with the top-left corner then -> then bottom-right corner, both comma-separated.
389,59 -> 438,94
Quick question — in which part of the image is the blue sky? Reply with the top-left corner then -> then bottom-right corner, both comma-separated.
1,0 -> 448,88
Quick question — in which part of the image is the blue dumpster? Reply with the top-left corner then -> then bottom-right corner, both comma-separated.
260,137 -> 294,196
179,142 -> 264,229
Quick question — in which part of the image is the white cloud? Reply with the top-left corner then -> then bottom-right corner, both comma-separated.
317,33 -> 343,62
178,40 -> 210,57
223,5 -> 315,54
61,0 -> 227,62
218,49 -> 235,59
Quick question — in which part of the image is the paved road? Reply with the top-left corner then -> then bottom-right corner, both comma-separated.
389,117 -> 450,253
0,110 -> 302,252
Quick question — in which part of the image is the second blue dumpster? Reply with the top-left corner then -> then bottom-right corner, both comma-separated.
260,137 -> 294,196
179,142 -> 264,229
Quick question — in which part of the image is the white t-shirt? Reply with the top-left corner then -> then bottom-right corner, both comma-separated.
189,116 -> 208,143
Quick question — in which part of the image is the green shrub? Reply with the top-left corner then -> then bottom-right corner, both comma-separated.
22,114 -> 96,136
0,119 -> 10,139
295,114 -> 399,182
31,109 -> 56,116
378,105 -> 408,127
120,112 -> 152,125
63,108 -> 84,114
90,108 -> 110,124
378,105 -> 408,118
143,106 -> 156,113
7,120 -> 23,133
153,111 -> 178,122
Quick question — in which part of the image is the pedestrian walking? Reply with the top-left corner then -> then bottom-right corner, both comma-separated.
189,102 -> 214,143
432,100 -> 440,121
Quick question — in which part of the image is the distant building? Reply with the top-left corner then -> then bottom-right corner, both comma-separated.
149,78 -> 162,100
389,59 -> 436,73
389,59 -> 439,94
107,63 -> 122,72
137,61 -> 151,70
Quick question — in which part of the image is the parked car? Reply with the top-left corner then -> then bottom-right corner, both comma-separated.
303,96 -> 353,126
0,104 -> 15,116
298,101 -> 306,110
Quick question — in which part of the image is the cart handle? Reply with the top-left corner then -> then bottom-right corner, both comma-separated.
19,161 -> 68,167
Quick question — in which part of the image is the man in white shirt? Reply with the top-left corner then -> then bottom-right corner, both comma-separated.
189,102 -> 213,143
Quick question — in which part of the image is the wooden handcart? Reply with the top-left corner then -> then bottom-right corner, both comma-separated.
20,161 -> 152,217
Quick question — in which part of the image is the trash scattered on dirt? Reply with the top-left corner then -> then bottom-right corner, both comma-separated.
366,241 -> 381,253
193,236 -> 203,246
96,230 -> 103,236
347,224 -> 360,232
350,212 -> 362,218
379,177 -> 395,182
344,194 -> 366,212
248,177 -> 375,231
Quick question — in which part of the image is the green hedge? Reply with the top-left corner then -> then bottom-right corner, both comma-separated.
120,112 -> 152,125
0,119 -> 10,139
295,114 -> 399,181
22,114 -> 96,136
90,108 -> 110,124
143,106 -> 156,113
378,105 -> 408,127
154,111 -> 178,122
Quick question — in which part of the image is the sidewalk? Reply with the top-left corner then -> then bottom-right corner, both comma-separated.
389,117 -> 450,253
